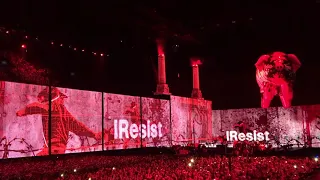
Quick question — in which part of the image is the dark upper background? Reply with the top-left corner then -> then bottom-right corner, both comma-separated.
0,0 -> 319,109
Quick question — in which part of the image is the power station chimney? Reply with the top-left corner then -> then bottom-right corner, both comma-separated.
190,57 -> 202,99
154,38 -> 170,95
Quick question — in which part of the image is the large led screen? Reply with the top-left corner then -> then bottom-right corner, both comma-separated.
50,87 -> 102,154
171,96 -> 213,145
0,81 -> 49,159
212,105 -> 320,147
104,93 -> 141,150
300,105 -> 320,147
141,97 -> 170,147
192,98 -> 212,144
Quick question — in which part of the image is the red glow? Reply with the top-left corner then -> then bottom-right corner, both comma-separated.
156,39 -> 165,55
100,53 -> 104,57
60,44 -> 63,47
5,31 -> 9,34
25,36 -> 28,39
157,48 -> 164,55
191,58 -> 202,66
51,42 -> 54,45
93,52 -> 97,56
21,44 -> 26,49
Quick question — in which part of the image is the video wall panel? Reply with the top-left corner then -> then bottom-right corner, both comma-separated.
0,81 -> 49,158
300,105 -> 320,147
192,99 -> 212,144
5,80 -> 320,159
212,105 -> 320,147
171,96 -> 213,145
103,93 -> 141,150
171,96 -> 190,145
271,107 -> 305,147
141,97 -> 170,147
51,87 -> 102,155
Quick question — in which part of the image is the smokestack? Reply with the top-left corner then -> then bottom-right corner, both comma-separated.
190,58 -> 202,99
154,38 -> 170,95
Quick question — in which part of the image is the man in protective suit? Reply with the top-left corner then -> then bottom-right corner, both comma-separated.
16,87 -> 102,155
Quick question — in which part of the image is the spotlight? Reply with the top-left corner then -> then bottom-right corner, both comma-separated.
190,158 -> 194,163
293,165 -> 297,168
60,173 -> 64,177
112,167 -> 116,170
188,163 -> 192,167
74,169 -> 77,172
315,157 -> 318,162
21,44 -> 26,49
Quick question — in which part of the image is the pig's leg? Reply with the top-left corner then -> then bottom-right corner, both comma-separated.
279,83 -> 293,108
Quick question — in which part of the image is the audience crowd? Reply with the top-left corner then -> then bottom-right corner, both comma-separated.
0,154 -> 319,180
